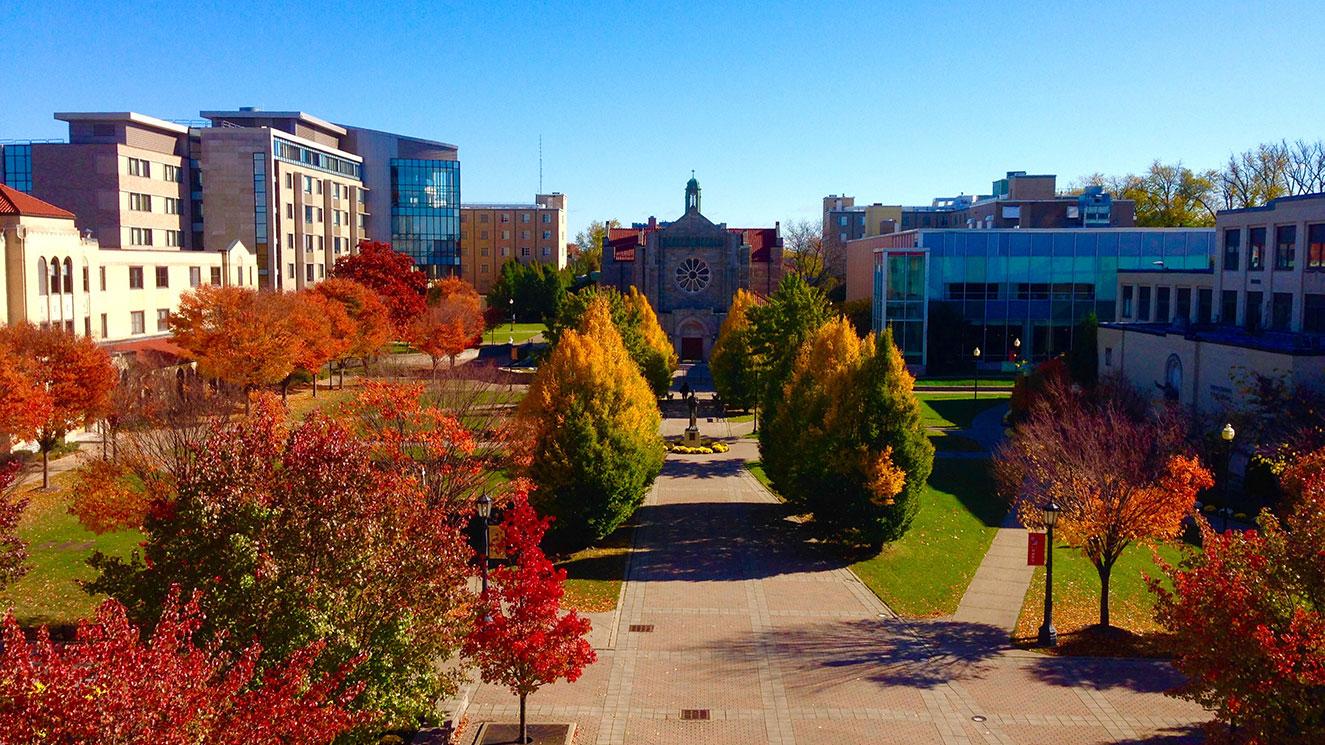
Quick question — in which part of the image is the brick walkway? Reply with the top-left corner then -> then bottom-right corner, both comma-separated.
465,424 -> 1211,744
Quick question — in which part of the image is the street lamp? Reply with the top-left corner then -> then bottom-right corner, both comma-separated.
1013,336 -> 1021,362
476,492 -> 493,596
972,346 -> 982,401
508,297 -> 515,332
1221,423 -> 1236,532
1038,501 -> 1061,648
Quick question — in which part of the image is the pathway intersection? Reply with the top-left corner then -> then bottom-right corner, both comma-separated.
465,404 -> 1210,744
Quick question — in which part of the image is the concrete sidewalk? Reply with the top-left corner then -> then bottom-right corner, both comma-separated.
951,511 -> 1036,633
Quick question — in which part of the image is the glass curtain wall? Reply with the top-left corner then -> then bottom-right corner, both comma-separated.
390,159 -> 460,277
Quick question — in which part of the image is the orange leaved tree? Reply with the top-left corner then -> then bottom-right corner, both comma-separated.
994,377 -> 1212,627
0,323 -> 116,487
170,286 -> 296,409
408,277 -> 485,376
278,291 -> 351,400
314,278 -> 392,385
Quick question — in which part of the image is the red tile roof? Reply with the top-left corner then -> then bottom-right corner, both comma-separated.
101,336 -> 190,365
0,184 -> 75,219
605,224 -> 782,263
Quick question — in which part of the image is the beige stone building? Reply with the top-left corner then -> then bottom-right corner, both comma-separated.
1100,192 -> 1325,413
459,194 -> 567,293
2,183 -> 254,343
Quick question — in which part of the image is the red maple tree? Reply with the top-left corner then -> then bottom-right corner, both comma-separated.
464,483 -> 595,744
0,323 -> 117,487
170,286 -> 297,409
331,241 -> 428,333
408,277 -> 486,376
0,337 -> 52,444
995,376 -> 1212,627
0,587 -> 370,744
313,277 -> 393,383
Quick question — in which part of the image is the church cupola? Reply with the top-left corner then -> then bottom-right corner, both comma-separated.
685,172 -> 701,214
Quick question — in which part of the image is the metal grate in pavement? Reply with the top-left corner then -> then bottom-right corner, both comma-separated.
680,709 -> 710,720
628,624 -> 655,632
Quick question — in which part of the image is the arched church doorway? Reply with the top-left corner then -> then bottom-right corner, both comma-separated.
678,319 -> 707,361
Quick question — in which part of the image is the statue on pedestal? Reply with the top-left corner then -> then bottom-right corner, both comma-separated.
684,392 -> 702,445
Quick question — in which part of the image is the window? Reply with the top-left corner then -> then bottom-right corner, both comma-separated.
1305,294 -> 1325,332
1175,287 -> 1191,324
155,266 -> 169,287
236,267 -> 243,286
1275,225 -> 1296,270
287,233 -> 295,250
334,210 -> 341,226
501,247 -> 510,257
288,263 -> 296,279
500,214 -> 510,223
100,313 -> 108,338
1137,286 -> 1151,321
129,266 -> 144,289
1246,291 -> 1263,330
1248,227 -> 1265,270
304,235 -> 315,251
189,266 -> 201,287
542,213 -> 551,224
839,232 -> 847,242
156,309 -> 170,332
1221,290 -> 1238,324
127,157 -> 150,177
542,246 -> 551,257
82,266 -> 89,292
521,213 -> 530,223
318,265 -> 325,279
1309,223 -> 1325,270
333,183 -> 341,199
305,205 -> 314,222
333,236 -> 342,253
164,197 -> 180,214
1223,228 -> 1240,271
480,214 -> 489,223
1197,288 -> 1213,324
838,215 -> 848,227
317,208 -> 323,222
306,264 -> 314,282
520,247 -> 531,257
480,247 -> 488,257
1271,293 -> 1293,330
130,311 -> 145,335
1156,287 -> 1171,323
162,164 -> 180,182
286,203 -> 294,219
542,230 -> 552,240
316,179 -> 322,195
286,173 -> 294,189
210,267 -> 222,286
165,230 -> 182,247
1104,347 -> 1113,367
130,227 -> 153,246
99,266 -> 106,291
128,193 -> 152,211
501,230 -> 510,240
303,175 -> 314,194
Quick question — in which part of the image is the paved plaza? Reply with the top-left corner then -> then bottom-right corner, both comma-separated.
465,419 -> 1211,744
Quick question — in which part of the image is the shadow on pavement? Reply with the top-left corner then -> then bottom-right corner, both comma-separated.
1111,723 -> 1208,744
695,617 -> 1009,690
1028,654 -> 1187,695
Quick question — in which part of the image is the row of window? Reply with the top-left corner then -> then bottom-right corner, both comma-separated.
127,227 -> 183,247
286,263 -> 327,282
1121,283 -> 1325,333
1222,224 -> 1325,272
463,212 -> 554,224
126,157 -> 181,182
472,246 -> 555,258
273,138 -> 362,180
467,229 -> 556,240
126,193 -> 181,215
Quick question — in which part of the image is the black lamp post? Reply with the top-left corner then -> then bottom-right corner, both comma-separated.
972,346 -> 982,401
1038,501 -> 1060,648
1013,336 -> 1021,362
508,297 -> 515,332
1221,423 -> 1236,532
476,492 -> 493,596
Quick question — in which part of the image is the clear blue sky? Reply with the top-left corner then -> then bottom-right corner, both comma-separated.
4,1 -> 1324,239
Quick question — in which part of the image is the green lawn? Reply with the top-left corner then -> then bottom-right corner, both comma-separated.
746,460 -> 774,492
1013,533 -> 1195,655
914,377 -> 1016,390
557,521 -> 634,613
917,392 -> 1011,429
850,458 -> 1006,617
484,322 -> 546,346
0,473 -> 144,628
929,431 -> 984,453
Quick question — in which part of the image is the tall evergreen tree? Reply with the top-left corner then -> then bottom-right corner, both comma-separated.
549,286 -> 674,398
517,296 -> 664,548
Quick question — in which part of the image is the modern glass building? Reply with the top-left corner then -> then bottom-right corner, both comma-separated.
873,228 -> 1215,368
390,158 -> 460,274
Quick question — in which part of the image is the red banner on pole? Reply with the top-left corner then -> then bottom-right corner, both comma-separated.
1027,532 -> 1046,566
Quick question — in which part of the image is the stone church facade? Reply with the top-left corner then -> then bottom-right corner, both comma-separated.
601,177 -> 784,361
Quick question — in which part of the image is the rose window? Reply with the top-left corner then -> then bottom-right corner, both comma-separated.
674,258 -> 711,293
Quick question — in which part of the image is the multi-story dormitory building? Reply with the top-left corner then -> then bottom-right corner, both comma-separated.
0,108 -> 461,292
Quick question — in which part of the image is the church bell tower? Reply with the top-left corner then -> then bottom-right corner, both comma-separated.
685,172 -> 701,214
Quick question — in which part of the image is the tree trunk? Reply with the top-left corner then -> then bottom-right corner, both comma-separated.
281,378 -> 290,405
519,693 -> 528,744
41,447 -> 49,489
338,360 -> 345,389
1096,559 -> 1114,627
312,367 -> 318,398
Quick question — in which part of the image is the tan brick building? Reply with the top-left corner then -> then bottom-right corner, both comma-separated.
459,193 -> 567,293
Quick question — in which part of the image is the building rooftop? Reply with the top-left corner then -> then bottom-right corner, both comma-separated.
0,183 -> 75,219
54,111 -> 190,135
1103,321 -> 1325,355
200,109 -> 348,137
1217,190 -> 1325,215
341,124 -> 458,152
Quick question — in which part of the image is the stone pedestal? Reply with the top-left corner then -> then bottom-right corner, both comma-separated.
471,722 -> 575,745
683,427 -> 703,446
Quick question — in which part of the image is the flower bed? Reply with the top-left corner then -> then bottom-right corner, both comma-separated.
664,438 -> 730,455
